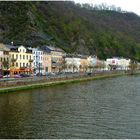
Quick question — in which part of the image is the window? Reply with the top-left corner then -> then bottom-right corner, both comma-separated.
26,63 -> 28,67
16,54 -> 18,59
20,63 -> 22,67
23,55 -> 25,59
26,55 -> 28,60
12,54 -> 14,59
16,62 -> 18,67
20,55 -> 22,60
23,63 -> 25,67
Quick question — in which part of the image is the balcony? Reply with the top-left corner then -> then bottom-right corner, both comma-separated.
11,58 -> 17,62
51,61 -> 60,67
29,59 -> 33,63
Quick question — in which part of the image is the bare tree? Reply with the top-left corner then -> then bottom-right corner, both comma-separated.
129,60 -> 138,75
59,59 -> 67,72
2,60 -> 10,77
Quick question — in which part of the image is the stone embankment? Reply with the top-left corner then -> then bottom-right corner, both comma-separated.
0,71 -> 131,93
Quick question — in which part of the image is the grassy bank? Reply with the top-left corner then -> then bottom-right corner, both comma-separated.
0,72 -> 127,94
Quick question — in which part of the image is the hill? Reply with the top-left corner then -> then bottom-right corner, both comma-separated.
0,1 -> 140,60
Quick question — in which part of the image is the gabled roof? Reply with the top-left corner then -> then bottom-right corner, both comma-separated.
5,44 -> 32,53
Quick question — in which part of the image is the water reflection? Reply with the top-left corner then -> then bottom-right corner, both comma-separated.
0,76 -> 140,138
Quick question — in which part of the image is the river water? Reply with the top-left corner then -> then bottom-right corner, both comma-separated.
0,75 -> 140,138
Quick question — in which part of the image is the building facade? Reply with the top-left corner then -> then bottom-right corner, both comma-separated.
6,45 -> 33,75
0,43 -> 10,75
42,52 -> 52,73
41,45 -> 65,72
80,56 -> 89,72
30,48 -> 43,74
65,54 -> 81,72
106,57 -> 131,70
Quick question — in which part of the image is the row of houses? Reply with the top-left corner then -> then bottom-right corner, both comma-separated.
0,43 -> 132,76
0,43 -> 67,75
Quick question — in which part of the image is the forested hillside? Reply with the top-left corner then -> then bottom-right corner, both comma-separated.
0,1 -> 140,60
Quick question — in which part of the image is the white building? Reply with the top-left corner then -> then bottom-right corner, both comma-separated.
118,58 -> 131,70
87,56 -> 98,67
106,57 -> 131,70
65,54 -> 81,72
30,48 -> 43,74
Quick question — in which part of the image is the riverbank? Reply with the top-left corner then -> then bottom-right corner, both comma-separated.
0,72 -> 128,93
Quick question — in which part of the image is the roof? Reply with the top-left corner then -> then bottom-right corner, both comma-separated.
41,45 -> 64,53
0,43 -> 10,51
66,54 -> 88,59
5,44 -> 18,49
29,47 -> 43,52
47,46 -> 64,52
5,44 -> 32,53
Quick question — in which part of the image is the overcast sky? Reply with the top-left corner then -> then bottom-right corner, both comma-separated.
73,0 -> 140,16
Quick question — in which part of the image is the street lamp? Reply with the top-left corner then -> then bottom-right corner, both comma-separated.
38,62 -> 41,76
10,58 -> 17,76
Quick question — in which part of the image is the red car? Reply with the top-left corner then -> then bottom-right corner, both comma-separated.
13,74 -> 22,78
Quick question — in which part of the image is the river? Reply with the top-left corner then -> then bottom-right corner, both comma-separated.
0,75 -> 140,138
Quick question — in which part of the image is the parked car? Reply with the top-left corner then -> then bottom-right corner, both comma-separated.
13,74 -> 22,78
46,72 -> 56,77
87,72 -> 92,76
56,72 -> 65,75
50,72 -> 56,76
0,74 -> 3,78
3,75 -> 10,78
36,73 -> 43,76
20,73 -> 30,78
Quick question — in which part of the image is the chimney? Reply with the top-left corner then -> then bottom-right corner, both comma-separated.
11,41 -> 13,45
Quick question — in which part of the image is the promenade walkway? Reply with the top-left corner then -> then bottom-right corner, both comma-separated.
0,71 -> 126,93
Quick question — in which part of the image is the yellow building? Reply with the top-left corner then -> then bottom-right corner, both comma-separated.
80,56 -> 89,72
6,45 -> 33,75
